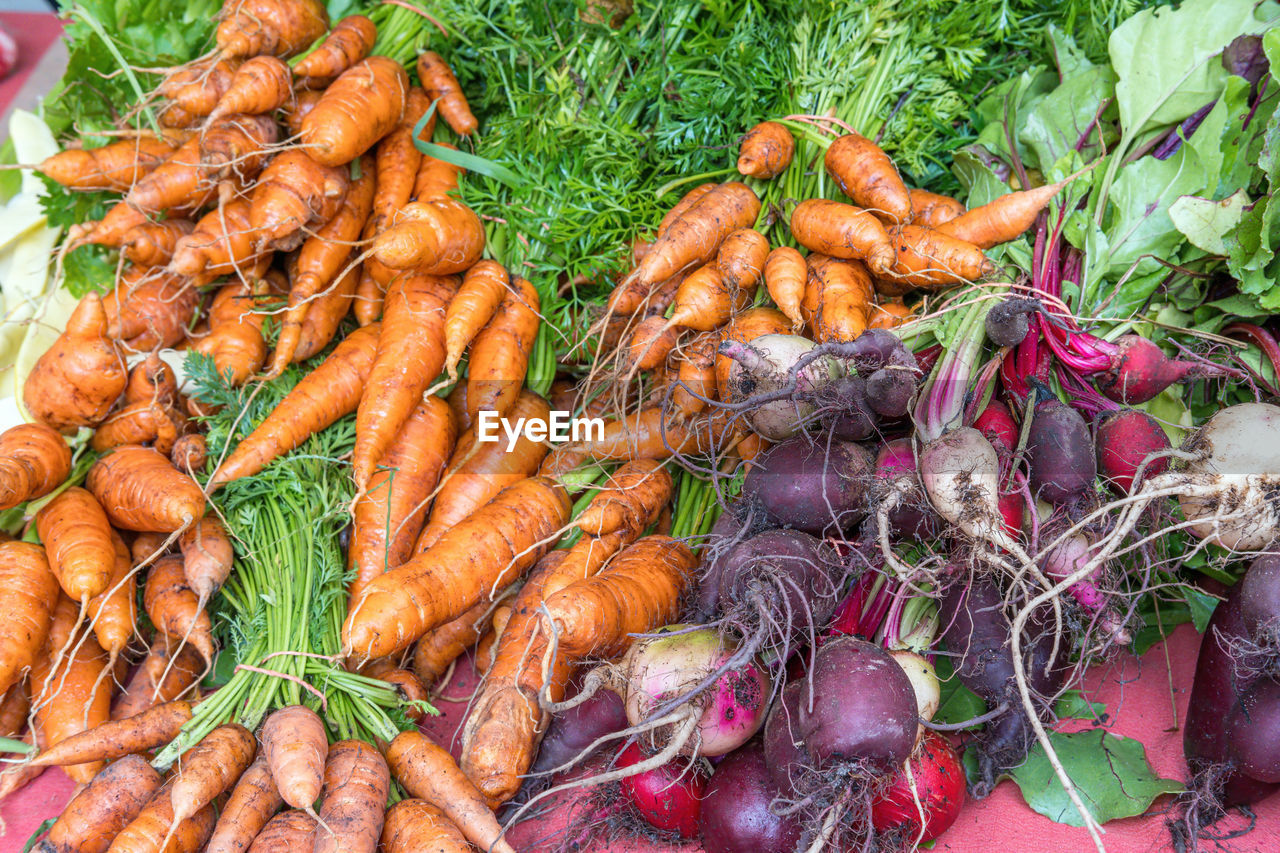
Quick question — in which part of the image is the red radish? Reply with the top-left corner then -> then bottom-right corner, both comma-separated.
871,731 -> 965,843
974,399 -> 1018,457
616,742 -> 707,839
998,491 -> 1024,539
1095,409 -> 1170,493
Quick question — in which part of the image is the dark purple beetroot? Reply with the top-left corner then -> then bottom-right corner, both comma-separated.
700,742 -> 804,853
1225,678 -> 1280,784
825,375 -> 877,441
527,688 -> 628,778
742,436 -> 874,534
1239,553 -> 1280,646
715,529 -> 840,646
985,297 -> 1037,347
762,681 -> 807,790
1027,398 -> 1096,503
695,501 -> 769,621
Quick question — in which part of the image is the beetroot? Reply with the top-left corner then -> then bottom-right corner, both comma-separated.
985,297 -> 1037,347
1238,553 -> 1280,646
617,742 -> 708,839
1026,397 -> 1096,503
870,731 -> 966,843
742,435 -> 874,534
875,439 -> 940,540
761,681 -> 806,789
1225,679 -> 1280,784
974,399 -> 1019,457
696,501 -> 769,621
1095,409 -> 1170,493
1095,334 -> 1225,404
700,742 -> 804,853
528,688 -> 629,779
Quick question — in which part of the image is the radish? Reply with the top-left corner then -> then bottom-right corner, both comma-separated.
742,435 -> 874,534
616,742 -> 708,839
721,334 -> 844,440
700,742 -> 803,853
1042,531 -> 1131,647
870,730 -> 966,844
875,439 -> 939,541
1095,408 -> 1170,493
974,399 -> 1018,458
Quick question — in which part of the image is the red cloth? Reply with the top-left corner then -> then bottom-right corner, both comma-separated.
0,13 -> 64,117
4,624 -> 1278,851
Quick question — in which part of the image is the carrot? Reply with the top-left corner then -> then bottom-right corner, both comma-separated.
366,87 -> 430,226
24,293 -> 127,432
197,114 -> 279,183
670,332 -> 718,418
349,397 -> 456,604
446,380 -> 472,432
40,136 -> 180,192
91,401 -> 184,455
412,601 -> 491,685
538,409 -> 704,476
352,273 -> 456,487
361,659 -> 430,722
215,0 -> 329,59
31,700 -> 192,768
657,183 -> 716,236
664,263 -> 750,333
790,197 -> 895,275
760,245 -> 806,331
123,134 -> 221,215
716,227 -> 769,291
143,556 -> 214,663
416,51 -> 477,135
803,253 -> 873,343
169,724 -> 257,830
131,533 -> 173,565
260,705 -> 327,813
372,198 -> 485,272
907,188 -> 966,228
206,756 -> 284,853
0,542 -> 59,695
385,731 -> 515,853
192,277 -> 273,385
123,354 -> 179,406
824,132 -> 913,224
295,14 -> 377,81
411,142 -> 464,200
74,201 -> 150,250
281,86 -> 322,135
42,755 -> 163,853
103,269 -> 200,351
885,224 -> 996,288
86,531 -> 138,670
0,681 -> 30,736
381,800 -> 470,853
160,59 -> 239,116
473,611 -> 506,675
111,632 -> 203,720
169,199 -> 265,277
624,315 -> 680,373
208,56 -> 292,121
344,476 -> 570,659
0,423 -> 71,510
36,486 -> 114,603
106,777 -> 217,853
31,634 -> 113,783
443,260 -> 508,381
171,434 -> 207,473
575,459 -> 673,537
542,534 -> 695,658
248,150 -> 350,252
604,267 -> 687,319
465,275 -> 540,425
293,265 -> 360,361
737,120 -> 795,179
269,153 -> 377,375
87,446 -> 205,532
179,515 -> 234,602
243,810 -> 316,852
413,390 -> 551,553
352,266 -> 385,326
313,739 -> 390,853
631,182 -> 760,288
936,180 -> 1066,249
868,300 -> 913,329
714,306 -> 790,402
302,56 -> 409,167
209,323 -> 381,487
120,220 -> 194,268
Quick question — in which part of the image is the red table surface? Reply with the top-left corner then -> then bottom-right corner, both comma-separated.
0,13 -> 65,119
3,623 -> 1277,851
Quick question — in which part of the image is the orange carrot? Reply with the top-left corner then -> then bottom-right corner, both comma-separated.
632,182 -> 760,288
443,260 -> 508,381
124,130 -> 235,214
261,705 -> 327,813
0,423 -> 71,510
472,612 -> 506,675
541,530 -> 634,599
412,599 -> 493,685
886,224 -> 995,288
74,200 -> 150,250
413,390 -> 551,553
935,180 -> 1066,249
131,532 -> 172,566
544,407 -> 709,472
215,0 -> 329,59
111,632 -> 204,720
790,198 -> 895,275
657,183 -> 716,236
168,199 -> 266,278
352,272 -> 456,487
416,52 -> 477,135
193,276 -> 274,385
446,379 -> 472,432
344,477 -> 570,659
144,556 -> 215,662
302,56 -> 409,167
908,188 -> 966,228
624,315 -> 680,373
40,136 -> 180,192
716,227 -> 769,291
31,700 -> 192,768
671,332 -> 718,418
664,263 -> 750,333
465,275 -> 540,425
737,120 -> 795,179
171,434 -> 207,473
372,198 -> 485,272
294,14 -> 377,81
103,269 -> 200,352
87,446 -> 205,532
106,776 -> 216,853
36,486 -> 115,603
179,515 -> 234,602
87,531 -> 137,669
869,301 -> 913,329
762,245 -> 805,330
361,658 -> 430,721
209,323 -> 381,487
120,219 -> 194,268
31,633 -> 113,783
248,150 -> 350,252
714,306 -> 789,402
349,397 -> 456,605
574,459 -> 673,537
294,265 -> 361,361
353,265 -> 385,326
207,56 -> 292,121
411,142 -> 464,200
0,542 -> 59,695
385,731 -> 515,853
24,293 -> 127,432
245,810 -> 316,851
161,59 -> 239,116
42,755 -> 162,853
380,800 -> 470,853
91,400 -> 183,456
169,724 -> 257,830
803,253 -> 873,343
825,132 -> 913,224
206,756 -> 283,853
0,681 -> 30,737
313,740 -> 390,853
